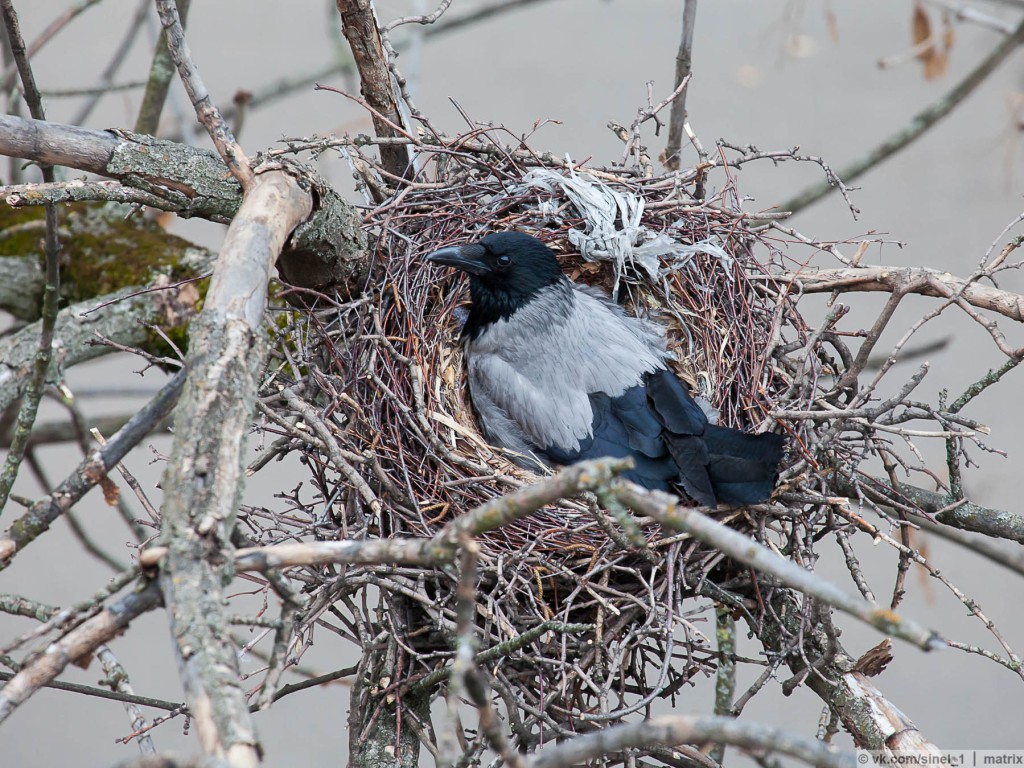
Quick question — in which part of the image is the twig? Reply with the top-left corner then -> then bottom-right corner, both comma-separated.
0,668 -> 182,713
927,0 -> 1017,33
91,426 -> 162,533
919,516 -> 1024,578
97,644 -> 157,755
255,665 -> 357,710
0,581 -> 162,725
409,620 -> 592,693
140,456 -> 636,575
0,0 -> 104,94
2,178 -> 195,213
613,483 -> 944,651
23,446 -> 127,573
279,387 -> 381,514
0,370 -> 185,569
0,413 -> 144,449
439,537 -> 479,767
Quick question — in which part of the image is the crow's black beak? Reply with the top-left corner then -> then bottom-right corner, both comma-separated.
425,243 -> 490,276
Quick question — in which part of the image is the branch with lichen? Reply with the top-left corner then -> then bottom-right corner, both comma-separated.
613,482 -> 944,651
0,114 -> 367,294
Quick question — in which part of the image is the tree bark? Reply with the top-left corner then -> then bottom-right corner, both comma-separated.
0,115 -> 368,293
157,167 -> 312,767
753,591 -> 941,754
335,0 -> 411,179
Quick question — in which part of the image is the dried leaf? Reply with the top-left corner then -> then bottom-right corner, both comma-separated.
100,476 -> 120,506
921,10 -> 955,79
924,51 -> 948,80
826,6 -> 840,44
853,638 -> 893,677
72,650 -> 95,670
912,3 -> 933,60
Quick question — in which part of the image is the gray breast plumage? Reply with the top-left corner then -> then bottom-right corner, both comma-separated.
465,280 -> 669,457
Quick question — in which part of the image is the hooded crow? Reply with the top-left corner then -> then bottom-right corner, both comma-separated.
427,231 -> 784,506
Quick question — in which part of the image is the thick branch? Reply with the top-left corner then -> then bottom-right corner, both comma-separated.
335,0 -> 411,178
614,483 -> 943,651
0,114 -> 240,220
0,115 -> 368,292
782,266 -> 1024,324
664,0 -> 697,170
156,167 -> 312,767
528,714 -> 853,768
847,475 -> 1024,544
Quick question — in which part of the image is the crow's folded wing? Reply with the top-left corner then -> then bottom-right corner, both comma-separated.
646,367 -> 783,505
466,282 -> 668,454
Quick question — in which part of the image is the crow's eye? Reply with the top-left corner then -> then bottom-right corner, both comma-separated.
496,254 -> 512,268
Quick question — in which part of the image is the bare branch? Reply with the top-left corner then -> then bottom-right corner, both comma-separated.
155,167 -> 312,766
139,456 -> 636,573
779,265 -> 1024,329
335,0 -> 411,179
0,0 -> 62,517
859,476 -> 1024,544
614,482 -> 944,651
0,115 -> 369,293
0,370 -> 184,568
0,581 -> 162,725
664,0 -> 697,171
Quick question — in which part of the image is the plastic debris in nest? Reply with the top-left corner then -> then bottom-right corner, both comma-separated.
521,167 -> 735,297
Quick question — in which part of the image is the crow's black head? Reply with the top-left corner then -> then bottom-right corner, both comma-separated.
427,231 -> 566,336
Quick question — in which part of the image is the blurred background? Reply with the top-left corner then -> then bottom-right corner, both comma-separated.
3,0 -> 1024,764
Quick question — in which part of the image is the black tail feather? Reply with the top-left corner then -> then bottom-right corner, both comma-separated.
704,426 -> 785,504
645,368 -> 784,506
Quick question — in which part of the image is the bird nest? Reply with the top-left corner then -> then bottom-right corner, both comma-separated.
249,128 -> 878,725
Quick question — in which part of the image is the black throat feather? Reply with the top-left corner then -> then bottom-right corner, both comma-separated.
462,274 -> 567,339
